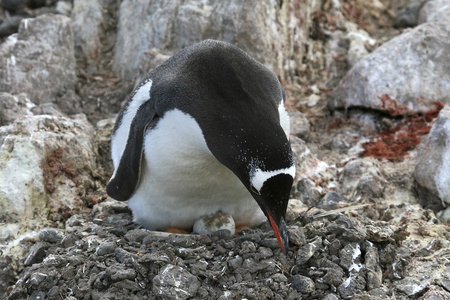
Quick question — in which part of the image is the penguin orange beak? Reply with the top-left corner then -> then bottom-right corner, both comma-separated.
266,209 -> 289,254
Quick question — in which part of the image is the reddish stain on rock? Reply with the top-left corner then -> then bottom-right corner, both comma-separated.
361,101 -> 444,161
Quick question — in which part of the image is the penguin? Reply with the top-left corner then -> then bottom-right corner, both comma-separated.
107,40 -> 296,253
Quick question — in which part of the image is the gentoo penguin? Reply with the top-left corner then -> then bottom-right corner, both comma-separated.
107,40 -> 296,253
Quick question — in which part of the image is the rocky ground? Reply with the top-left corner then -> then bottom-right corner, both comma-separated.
1,0 -> 450,299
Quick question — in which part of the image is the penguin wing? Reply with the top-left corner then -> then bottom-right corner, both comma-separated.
107,100 -> 158,201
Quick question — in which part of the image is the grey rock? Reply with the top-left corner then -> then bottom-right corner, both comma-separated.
394,0 -> 424,27
293,178 -> 322,207
322,267 -> 345,286
395,277 -> 431,296
415,106 -> 450,211
288,226 -> 307,247
418,0 -> 450,24
0,92 -> 35,126
0,15 -> 23,38
109,267 -> 137,282
331,22 -> 450,116
365,243 -> 382,290
289,110 -> 311,141
124,228 -> 151,243
39,228 -> 64,243
55,1 -> 73,16
296,237 -> 322,265
337,274 -> 366,299
71,0 -> 103,66
258,247 -> 273,259
24,242 -> 47,266
317,191 -> 348,209
152,264 -> 200,299
228,256 -> 243,270
96,241 -> 116,256
0,14 -> 80,114
322,294 -> 339,300
291,274 -> 315,293
339,158 -> 386,201
339,243 -> 362,272
113,0 -> 314,84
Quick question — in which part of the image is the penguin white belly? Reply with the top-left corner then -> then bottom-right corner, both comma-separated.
128,109 -> 265,230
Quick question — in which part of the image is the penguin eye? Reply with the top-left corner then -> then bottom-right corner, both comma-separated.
250,184 -> 260,195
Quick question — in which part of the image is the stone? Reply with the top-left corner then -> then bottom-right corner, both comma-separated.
331,22 -> 450,116
317,191 -> 348,209
0,14 -> 80,114
71,0 -> 103,67
338,158 -> 386,201
293,178 -> 322,207
113,0 -> 316,84
337,274 -> 366,299
124,228 -> 151,243
415,106 -> 450,211
418,0 -> 450,24
152,264 -> 201,299
0,115 -> 96,242
288,226 -> 307,247
96,241 -> 116,256
394,0 -> 424,27
193,211 -> 236,235
364,243 -> 382,290
395,277 -> 431,297
23,242 -> 47,266
296,237 -> 322,265
0,15 -> 23,38
39,228 -> 64,243
289,110 -> 311,141
291,274 -> 315,293
0,92 -> 35,126
339,243 -> 362,272
55,1 -> 73,16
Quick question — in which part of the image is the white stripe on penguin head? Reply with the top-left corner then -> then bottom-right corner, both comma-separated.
111,79 -> 153,170
250,165 -> 296,192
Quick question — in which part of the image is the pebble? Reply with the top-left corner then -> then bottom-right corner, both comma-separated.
291,274 -> 315,293
95,241 -> 116,256
23,242 -> 47,266
39,228 -> 64,243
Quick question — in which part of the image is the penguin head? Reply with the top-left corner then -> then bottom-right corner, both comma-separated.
249,169 -> 294,253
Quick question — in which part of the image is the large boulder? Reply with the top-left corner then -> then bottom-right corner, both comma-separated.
418,0 -> 450,24
331,22 -> 450,116
0,115 -> 98,243
0,14 -> 80,114
112,0 -> 318,82
414,105 -> 450,214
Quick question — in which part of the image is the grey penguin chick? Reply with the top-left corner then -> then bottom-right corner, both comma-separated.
107,40 -> 296,253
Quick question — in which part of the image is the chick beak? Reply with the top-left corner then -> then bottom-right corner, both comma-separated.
266,209 -> 289,254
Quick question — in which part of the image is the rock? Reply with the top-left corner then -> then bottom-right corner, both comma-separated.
96,241 -> 116,256
339,243 -> 362,272
193,211 -> 236,235
55,1 -> 73,16
415,106 -> 450,211
395,277 -> 431,297
293,178 -> 322,207
23,242 -> 47,266
418,0 -> 450,24
152,264 -> 201,299
291,274 -> 315,293
296,237 -> 322,265
0,92 -> 35,126
0,14 -> 80,114
394,0 -> 424,27
0,15 -> 23,38
113,0 -> 316,83
338,158 -> 386,201
317,191 -> 349,209
289,110 -> 311,141
331,22 -> 450,116
288,226 -> 307,247
38,228 -> 64,243
346,22 -> 376,68
71,0 -> 103,67
364,242 -> 382,290
0,114 -> 98,274
337,274 -> 366,299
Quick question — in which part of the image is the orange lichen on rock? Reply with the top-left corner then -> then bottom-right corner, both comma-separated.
361,101 -> 444,161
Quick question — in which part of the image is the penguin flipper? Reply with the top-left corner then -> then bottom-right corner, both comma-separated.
107,101 -> 158,201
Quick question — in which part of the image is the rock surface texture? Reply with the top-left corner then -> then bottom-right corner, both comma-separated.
0,0 -> 449,299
